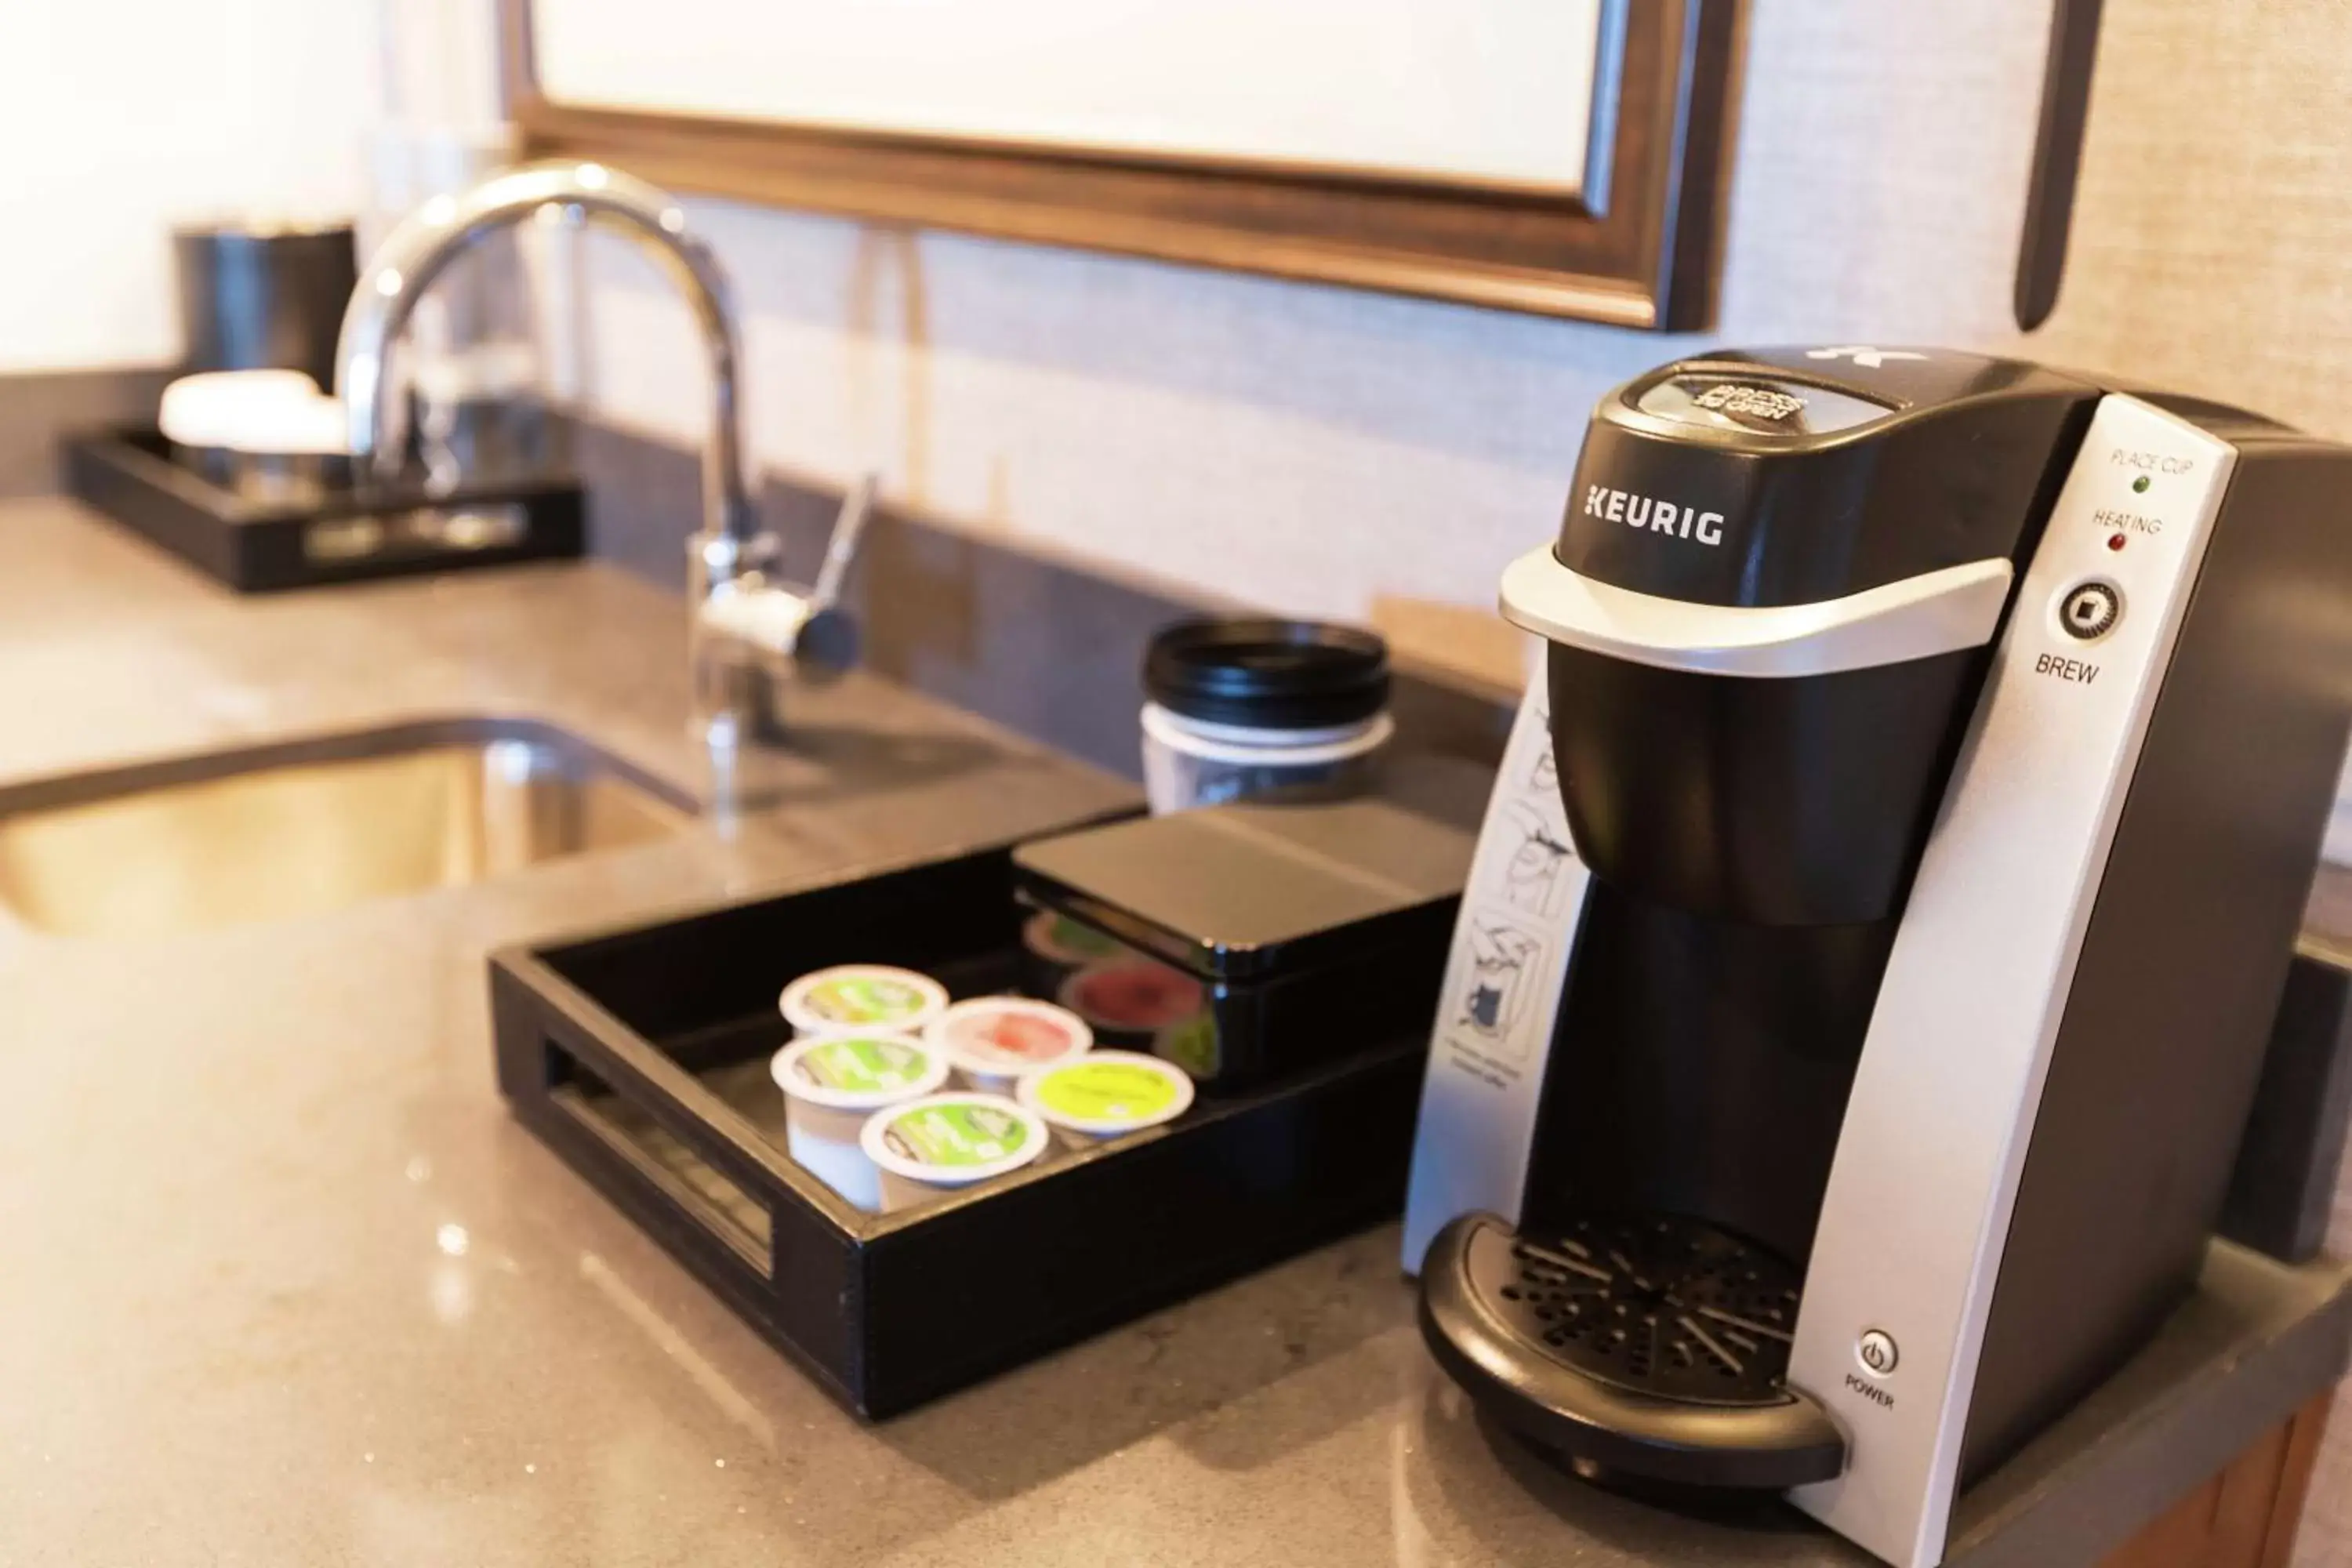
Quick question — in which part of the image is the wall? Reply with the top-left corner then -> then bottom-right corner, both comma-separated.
2026,2 -> 2352,445
0,0 -> 378,372
561,2 -> 2054,680
543,2 -> 2352,1559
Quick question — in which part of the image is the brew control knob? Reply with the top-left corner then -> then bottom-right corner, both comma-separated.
2058,580 -> 2122,641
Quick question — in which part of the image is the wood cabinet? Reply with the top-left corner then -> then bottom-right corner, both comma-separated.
2103,1395 -> 2330,1568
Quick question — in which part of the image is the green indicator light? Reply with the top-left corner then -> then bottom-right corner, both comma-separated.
2132,474 -> 2151,493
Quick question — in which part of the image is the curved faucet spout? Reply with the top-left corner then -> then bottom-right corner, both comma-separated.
336,159 -> 870,760
336,158 -> 753,552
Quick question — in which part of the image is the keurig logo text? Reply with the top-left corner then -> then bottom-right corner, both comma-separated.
1584,486 -> 1726,546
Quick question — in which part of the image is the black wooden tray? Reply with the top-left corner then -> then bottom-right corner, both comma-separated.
62,426 -> 583,591
489,841 -> 1425,1418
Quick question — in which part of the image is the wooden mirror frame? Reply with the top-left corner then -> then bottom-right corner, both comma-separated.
499,0 -> 1741,328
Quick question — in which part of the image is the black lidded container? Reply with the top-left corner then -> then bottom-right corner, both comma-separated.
1540,348 -> 2103,926
1013,755 -> 1484,1090
1144,617 -> 1391,728
173,221 -> 359,394
1141,618 -> 1393,812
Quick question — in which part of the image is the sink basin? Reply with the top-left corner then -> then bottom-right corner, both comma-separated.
0,718 -> 691,937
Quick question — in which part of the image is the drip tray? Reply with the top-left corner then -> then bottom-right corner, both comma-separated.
1418,1210 -> 1846,1490
1493,1214 -> 1803,1405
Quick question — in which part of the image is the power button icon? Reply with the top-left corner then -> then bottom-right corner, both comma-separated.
1857,1329 -> 1900,1377
2059,580 -> 2122,641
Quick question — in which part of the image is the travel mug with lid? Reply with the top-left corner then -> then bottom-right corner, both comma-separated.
1139,617 -> 1393,814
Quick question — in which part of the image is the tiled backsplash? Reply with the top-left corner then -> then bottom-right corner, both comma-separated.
565,417 -> 1515,781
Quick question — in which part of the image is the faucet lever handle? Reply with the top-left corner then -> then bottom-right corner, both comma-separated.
695,472 -> 879,681
804,471 -> 877,609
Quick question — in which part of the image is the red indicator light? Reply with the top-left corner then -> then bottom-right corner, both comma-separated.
2107,533 -> 2127,551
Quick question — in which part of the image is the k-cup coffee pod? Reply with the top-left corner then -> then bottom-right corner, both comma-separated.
1016,1051 -> 1196,1148
860,1093 -> 1049,1212
770,1031 -> 950,1210
1058,956 -> 1207,1049
925,996 -> 1094,1096
779,964 -> 949,1038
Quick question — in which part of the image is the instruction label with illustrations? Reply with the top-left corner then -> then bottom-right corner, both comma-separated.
1399,677 -> 1592,1273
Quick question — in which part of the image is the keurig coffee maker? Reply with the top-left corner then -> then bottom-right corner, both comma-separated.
1399,347 -> 2352,1568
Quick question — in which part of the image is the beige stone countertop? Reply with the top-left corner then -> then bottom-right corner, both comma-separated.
3,496 -> 2349,1568
0,496 -> 1748,1568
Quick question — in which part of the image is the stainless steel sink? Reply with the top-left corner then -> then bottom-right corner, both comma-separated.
0,718 -> 691,937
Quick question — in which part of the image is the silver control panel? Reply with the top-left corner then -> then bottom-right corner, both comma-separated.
1788,395 -> 2240,1568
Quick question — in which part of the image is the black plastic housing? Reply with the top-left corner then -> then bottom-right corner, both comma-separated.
1541,350 -> 2100,928
490,842 -> 1425,1418
1524,881 -> 1895,1267
1559,350 -> 2098,608
1547,644 -> 1984,925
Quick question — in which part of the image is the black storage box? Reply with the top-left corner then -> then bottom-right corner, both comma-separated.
1010,758 -> 1487,1088
62,426 -> 583,591
490,839 -> 1444,1418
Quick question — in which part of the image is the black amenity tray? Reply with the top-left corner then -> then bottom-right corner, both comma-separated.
489,840 -> 1426,1418
62,426 -> 583,591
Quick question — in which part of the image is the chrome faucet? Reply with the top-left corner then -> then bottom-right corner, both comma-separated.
335,158 -> 870,753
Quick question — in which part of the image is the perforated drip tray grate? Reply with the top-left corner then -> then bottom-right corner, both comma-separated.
1490,1213 -> 1802,1406
1421,1210 -> 1845,1485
